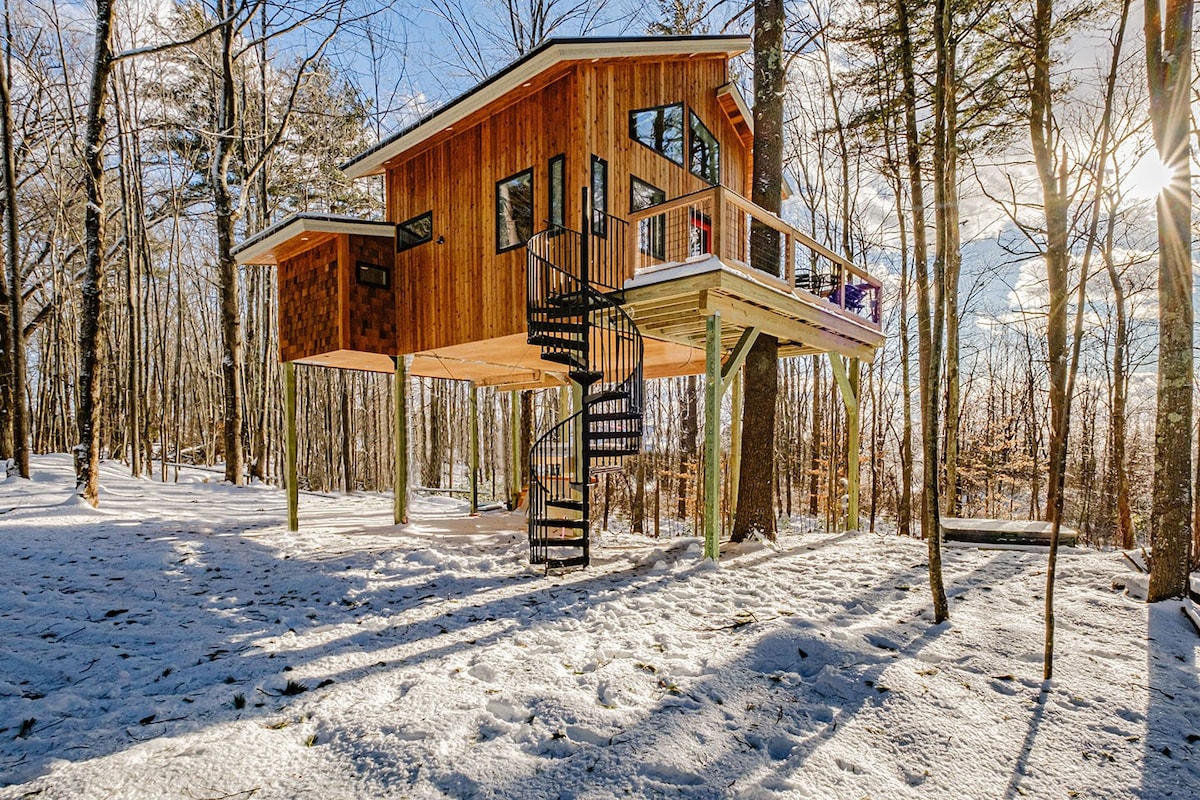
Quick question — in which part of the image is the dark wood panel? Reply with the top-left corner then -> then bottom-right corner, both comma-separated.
278,238 -> 339,362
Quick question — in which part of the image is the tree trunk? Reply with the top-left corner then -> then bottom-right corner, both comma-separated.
732,0 -> 784,543
0,28 -> 25,477
213,5 -> 245,486
76,0 -> 117,505
1030,0 -> 1070,525
678,375 -> 697,518
808,355 -> 821,516
898,0 -> 948,620
1145,0 -> 1194,601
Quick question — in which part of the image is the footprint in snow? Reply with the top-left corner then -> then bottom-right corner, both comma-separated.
639,762 -> 704,786
834,756 -> 865,775
468,663 -> 495,682
485,698 -> 527,723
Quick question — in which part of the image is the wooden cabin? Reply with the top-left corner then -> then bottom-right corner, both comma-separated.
235,36 -> 886,566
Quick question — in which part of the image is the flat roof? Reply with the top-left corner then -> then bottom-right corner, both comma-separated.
341,35 -> 752,180
233,213 -> 394,266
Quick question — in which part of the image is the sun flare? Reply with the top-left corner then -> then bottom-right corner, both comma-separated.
1126,150 -> 1175,198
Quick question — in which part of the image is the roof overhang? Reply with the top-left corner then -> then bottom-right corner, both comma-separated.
233,214 -> 395,266
716,82 -> 753,143
341,35 -> 753,180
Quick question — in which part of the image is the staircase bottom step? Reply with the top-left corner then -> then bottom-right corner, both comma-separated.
547,556 -> 589,569
529,554 -> 589,568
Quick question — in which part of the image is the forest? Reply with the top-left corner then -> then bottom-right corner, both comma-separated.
0,0 -> 1195,593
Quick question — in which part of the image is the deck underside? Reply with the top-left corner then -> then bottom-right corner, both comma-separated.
291,259 -> 884,383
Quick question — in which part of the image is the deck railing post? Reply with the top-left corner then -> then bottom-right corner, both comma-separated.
709,186 -> 723,258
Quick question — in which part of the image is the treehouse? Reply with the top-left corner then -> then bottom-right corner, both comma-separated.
235,35 -> 886,568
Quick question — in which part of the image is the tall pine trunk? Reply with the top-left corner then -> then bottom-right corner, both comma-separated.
731,0 -> 784,542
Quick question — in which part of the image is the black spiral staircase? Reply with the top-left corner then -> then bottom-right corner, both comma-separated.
524,199 -> 644,569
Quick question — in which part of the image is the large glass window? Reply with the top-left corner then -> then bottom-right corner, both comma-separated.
591,155 -> 607,237
396,211 -> 433,252
689,111 -> 720,184
496,168 -> 534,252
630,176 -> 665,260
629,103 -> 685,165
548,154 -> 565,229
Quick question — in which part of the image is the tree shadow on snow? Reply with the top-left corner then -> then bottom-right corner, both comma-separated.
1140,600 -> 1200,797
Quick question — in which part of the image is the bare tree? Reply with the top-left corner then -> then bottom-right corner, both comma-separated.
0,2 -> 26,478
1145,0 -> 1194,601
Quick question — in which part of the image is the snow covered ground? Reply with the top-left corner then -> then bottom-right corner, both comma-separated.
1,454 -> 1197,799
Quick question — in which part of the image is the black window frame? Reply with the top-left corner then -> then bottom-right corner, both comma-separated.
628,103 -> 685,166
590,155 -> 608,237
495,167 -> 535,253
630,175 -> 666,260
688,110 -> 720,185
547,154 -> 566,229
396,210 -> 433,252
356,260 -> 392,290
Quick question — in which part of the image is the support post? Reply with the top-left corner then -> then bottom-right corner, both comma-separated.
469,382 -> 479,514
828,353 -> 861,531
284,361 -> 297,532
393,356 -> 408,525
730,366 -> 743,516
704,312 -> 722,560
508,390 -> 521,507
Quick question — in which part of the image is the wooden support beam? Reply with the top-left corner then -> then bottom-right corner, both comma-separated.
284,361 -> 298,532
828,353 -> 861,531
393,356 -> 409,525
469,382 -> 479,515
720,326 -> 759,390
704,312 -> 722,560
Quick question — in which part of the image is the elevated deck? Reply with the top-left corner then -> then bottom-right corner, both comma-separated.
623,257 -> 883,363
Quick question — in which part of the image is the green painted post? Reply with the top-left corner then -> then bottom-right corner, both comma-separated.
704,312 -> 722,560
284,361 -> 298,532
509,390 -> 521,507
828,353 -> 861,531
469,382 -> 479,514
395,357 -> 409,524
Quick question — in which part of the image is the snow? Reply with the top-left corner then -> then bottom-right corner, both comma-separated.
2,455 -> 1198,798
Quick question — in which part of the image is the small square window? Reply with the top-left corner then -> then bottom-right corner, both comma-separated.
496,168 -> 534,252
357,260 -> 391,289
689,111 -> 720,185
397,211 -> 433,252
